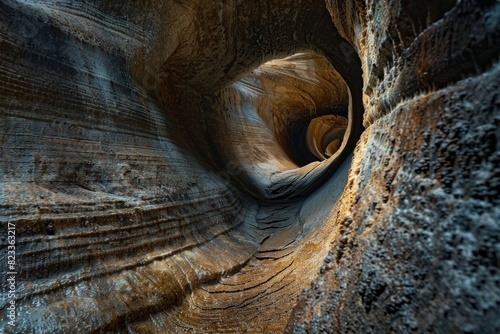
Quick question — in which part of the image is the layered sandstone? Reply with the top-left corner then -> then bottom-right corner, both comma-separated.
0,0 -> 498,333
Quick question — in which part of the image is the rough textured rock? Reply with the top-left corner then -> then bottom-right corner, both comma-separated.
0,0 -> 498,333
288,0 -> 500,333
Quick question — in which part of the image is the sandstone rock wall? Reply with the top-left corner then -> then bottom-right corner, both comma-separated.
288,0 -> 500,332
0,0 -> 498,333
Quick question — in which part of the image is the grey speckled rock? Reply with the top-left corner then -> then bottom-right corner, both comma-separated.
288,0 -> 500,333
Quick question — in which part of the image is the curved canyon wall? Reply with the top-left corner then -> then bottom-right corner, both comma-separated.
289,0 -> 500,332
0,0 -> 499,333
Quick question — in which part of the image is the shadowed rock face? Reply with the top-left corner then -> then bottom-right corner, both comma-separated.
288,0 -> 500,333
0,0 -> 498,333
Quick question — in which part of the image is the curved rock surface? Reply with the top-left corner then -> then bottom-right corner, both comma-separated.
289,0 -> 500,332
0,0 -> 498,333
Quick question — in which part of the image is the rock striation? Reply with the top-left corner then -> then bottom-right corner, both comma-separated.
0,0 -> 498,333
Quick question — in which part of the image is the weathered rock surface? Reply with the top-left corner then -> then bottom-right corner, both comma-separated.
0,0 -> 498,333
288,0 -> 500,333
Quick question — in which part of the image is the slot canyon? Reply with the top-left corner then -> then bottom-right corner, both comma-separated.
0,0 -> 499,333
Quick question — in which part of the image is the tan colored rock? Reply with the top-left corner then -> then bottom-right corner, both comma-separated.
0,0 -> 498,333
288,1 -> 500,333
0,0 -> 360,332
306,115 -> 348,160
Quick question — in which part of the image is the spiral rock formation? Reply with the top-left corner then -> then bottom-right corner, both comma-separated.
1,0 -> 499,333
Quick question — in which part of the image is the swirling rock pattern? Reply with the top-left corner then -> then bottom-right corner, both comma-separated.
0,0 -> 499,333
306,115 -> 348,160
0,0 -> 360,332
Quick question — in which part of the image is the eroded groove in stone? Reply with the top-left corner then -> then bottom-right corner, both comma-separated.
121,158 -> 350,332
